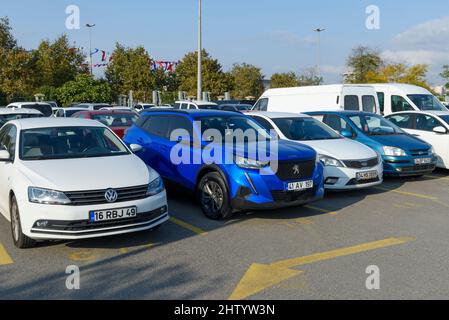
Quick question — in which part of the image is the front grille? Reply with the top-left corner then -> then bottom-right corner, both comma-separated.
409,149 -> 430,157
65,185 -> 149,206
271,187 -> 317,203
343,157 -> 379,169
400,164 -> 435,173
346,177 -> 380,186
275,159 -> 315,181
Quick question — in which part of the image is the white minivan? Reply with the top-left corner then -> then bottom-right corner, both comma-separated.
252,84 -> 380,114
370,83 -> 448,116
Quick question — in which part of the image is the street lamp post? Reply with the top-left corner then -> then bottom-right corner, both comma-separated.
197,0 -> 202,101
86,23 -> 96,76
314,28 -> 325,78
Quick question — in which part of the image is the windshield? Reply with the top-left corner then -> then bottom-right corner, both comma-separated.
272,117 -> 342,141
407,94 -> 447,111
349,114 -> 404,136
20,126 -> 129,160
0,114 -> 43,127
92,113 -> 138,127
197,115 -> 271,142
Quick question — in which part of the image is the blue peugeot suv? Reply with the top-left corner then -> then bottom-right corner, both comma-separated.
124,109 -> 324,219
306,111 -> 437,176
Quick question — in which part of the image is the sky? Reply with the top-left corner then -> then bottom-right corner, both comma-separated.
2,0 -> 449,85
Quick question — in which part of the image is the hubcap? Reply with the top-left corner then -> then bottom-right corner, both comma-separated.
11,202 -> 19,242
201,180 -> 224,214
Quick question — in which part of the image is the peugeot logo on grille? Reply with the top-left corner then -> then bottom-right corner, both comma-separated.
293,165 -> 300,175
105,189 -> 118,203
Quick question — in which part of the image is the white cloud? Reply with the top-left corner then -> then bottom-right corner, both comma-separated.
321,65 -> 346,75
270,30 -> 317,46
382,50 -> 448,65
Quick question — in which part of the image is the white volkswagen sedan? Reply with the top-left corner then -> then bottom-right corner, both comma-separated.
248,112 -> 383,191
0,118 -> 169,248
386,111 -> 449,169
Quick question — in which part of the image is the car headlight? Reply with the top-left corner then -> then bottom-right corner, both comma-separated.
146,176 -> 165,196
429,146 -> 435,155
28,187 -> 71,205
235,155 -> 270,169
383,146 -> 407,157
318,155 -> 344,167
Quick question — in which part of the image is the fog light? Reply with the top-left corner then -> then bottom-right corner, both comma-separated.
325,177 -> 339,185
160,206 -> 167,214
36,220 -> 49,228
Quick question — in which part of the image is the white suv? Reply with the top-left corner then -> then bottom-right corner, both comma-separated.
0,118 -> 169,248
173,100 -> 218,110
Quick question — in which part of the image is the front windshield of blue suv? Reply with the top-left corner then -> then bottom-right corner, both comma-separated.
349,114 -> 404,136
272,117 -> 342,141
197,115 -> 272,142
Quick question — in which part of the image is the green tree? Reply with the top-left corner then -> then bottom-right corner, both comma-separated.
175,50 -> 232,99
32,35 -> 87,90
441,65 -> 449,88
229,63 -> 264,99
365,63 -> 431,90
55,74 -> 112,106
0,17 -> 16,50
298,68 -> 323,86
345,46 -> 383,83
106,43 -> 159,102
270,72 -> 299,88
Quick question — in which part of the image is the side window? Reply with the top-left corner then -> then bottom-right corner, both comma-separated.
167,116 -> 193,139
180,103 -> 188,110
252,116 -> 274,131
141,115 -> 170,138
343,95 -> 359,111
0,125 -> 17,160
173,103 -> 181,109
391,95 -> 413,113
362,95 -> 376,113
377,92 -> 385,114
253,98 -> 268,111
388,114 -> 412,129
415,114 -> 441,132
324,115 -> 355,136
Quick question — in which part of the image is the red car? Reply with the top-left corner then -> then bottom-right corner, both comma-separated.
71,110 -> 139,138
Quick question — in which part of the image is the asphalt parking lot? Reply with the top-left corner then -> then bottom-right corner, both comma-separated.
1,170 -> 449,300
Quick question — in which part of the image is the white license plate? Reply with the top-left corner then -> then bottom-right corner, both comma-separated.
415,157 -> 431,165
287,180 -> 314,191
356,171 -> 378,181
89,206 -> 137,222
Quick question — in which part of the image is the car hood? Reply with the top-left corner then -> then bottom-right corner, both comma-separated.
18,154 -> 156,191
300,138 -> 377,160
222,139 -> 316,161
368,134 -> 430,150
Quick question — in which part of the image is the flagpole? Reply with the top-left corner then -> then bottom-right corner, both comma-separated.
86,23 -> 96,76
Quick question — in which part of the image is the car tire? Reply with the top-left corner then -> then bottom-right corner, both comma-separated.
10,196 -> 36,249
197,172 -> 233,220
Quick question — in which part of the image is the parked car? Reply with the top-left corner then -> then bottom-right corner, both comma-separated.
173,100 -> 219,110
0,118 -> 168,248
306,111 -> 437,176
6,102 -> 53,117
71,110 -> 139,138
219,104 -> 253,112
386,111 -> 449,169
0,108 -> 44,128
215,100 -> 257,106
99,106 -> 136,112
248,112 -> 383,190
45,101 -> 59,109
124,109 -> 324,220
73,103 -> 112,111
253,85 -> 380,114
134,103 -> 156,112
369,83 -> 447,115
63,107 -> 89,118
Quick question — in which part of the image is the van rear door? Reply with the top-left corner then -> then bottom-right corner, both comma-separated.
341,86 -> 379,114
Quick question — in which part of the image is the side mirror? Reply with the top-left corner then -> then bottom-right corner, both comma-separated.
340,129 -> 353,138
433,126 -> 447,134
0,149 -> 11,162
129,144 -> 143,153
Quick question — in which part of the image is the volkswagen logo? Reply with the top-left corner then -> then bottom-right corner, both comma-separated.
293,165 -> 300,175
105,189 -> 118,203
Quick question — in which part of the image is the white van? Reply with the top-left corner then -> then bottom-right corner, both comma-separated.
369,83 -> 448,115
252,84 -> 380,114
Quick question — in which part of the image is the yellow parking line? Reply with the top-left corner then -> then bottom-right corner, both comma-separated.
69,250 -> 98,262
374,186 -> 438,200
305,205 -> 338,215
0,243 -> 13,265
170,217 -> 208,236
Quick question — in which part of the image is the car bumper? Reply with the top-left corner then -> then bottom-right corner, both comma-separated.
19,190 -> 168,240
323,164 -> 383,190
383,155 -> 437,176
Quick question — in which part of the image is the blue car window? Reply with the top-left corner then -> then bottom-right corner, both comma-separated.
349,114 -> 403,136
141,115 -> 170,138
